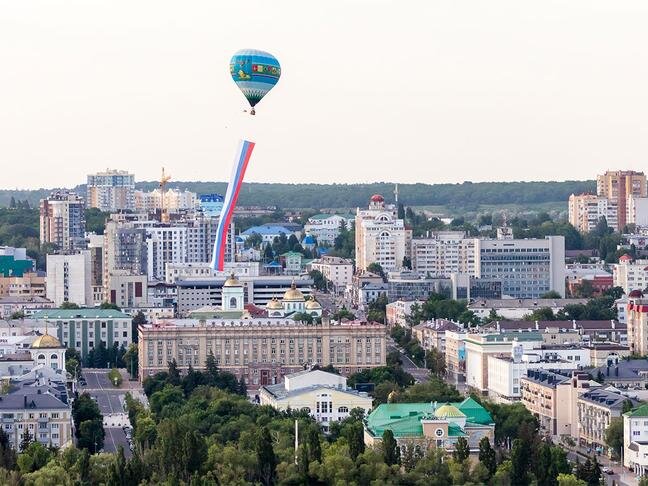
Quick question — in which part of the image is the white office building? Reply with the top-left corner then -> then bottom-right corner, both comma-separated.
613,256 -> 648,294
304,214 -> 354,245
309,256 -> 354,292
410,231 -> 476,277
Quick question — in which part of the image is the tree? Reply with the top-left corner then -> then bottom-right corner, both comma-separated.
605,417 -> 624,458
557,474 -> 586,486
167,358 -> 181,386
510,438 -> 530,485
99,302 -> 121,310
78,418 -> 105,453
108,446 -> 128,486
367,262 -> 386,282
478,437 -> 496,478
17,442 -> 52,474
541,290 -> 562,299
123,343 -> 138,379
452,436 -> 470,462
306,426 -> 322,463
345,422 -> 365,461
0,429 -> 15,471
256,427 -> 277,486
19,428 -> 31,452
575,457 -> 601,486
382,429 -> 400,466
309,269 -> 327,291
60,301 -> 80,309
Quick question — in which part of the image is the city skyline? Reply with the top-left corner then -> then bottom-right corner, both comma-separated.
2,0 -> 648,188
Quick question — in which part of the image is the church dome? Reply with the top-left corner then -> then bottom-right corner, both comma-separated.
31,333 -> 62,349
305,295 -> 322,310
370,194 -> 384,203
223,273 -> 242,287
434,404 -> 465,419
283,282 -> 305,302
266,298 -> 283,310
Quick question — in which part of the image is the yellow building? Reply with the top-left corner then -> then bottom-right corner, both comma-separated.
259,369 -> 372,431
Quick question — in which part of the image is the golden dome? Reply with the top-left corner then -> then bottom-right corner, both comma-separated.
223,273 -> 241,287
305,295 -> 321,310
31,333 -> 62,349
434,404 -> 465,419
266,298 -> 283,310
283,281 -> 305,302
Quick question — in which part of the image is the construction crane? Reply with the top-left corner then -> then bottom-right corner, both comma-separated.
159,167 -> 171,223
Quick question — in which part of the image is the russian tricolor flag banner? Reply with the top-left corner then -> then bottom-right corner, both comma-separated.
210,139 -> 255,270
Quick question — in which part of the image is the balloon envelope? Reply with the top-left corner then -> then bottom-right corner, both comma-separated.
230,49 -> 281,108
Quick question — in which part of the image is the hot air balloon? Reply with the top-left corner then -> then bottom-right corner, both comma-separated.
230,49 -> 281,115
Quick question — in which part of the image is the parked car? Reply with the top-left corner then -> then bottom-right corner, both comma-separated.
602,467 -> 613,475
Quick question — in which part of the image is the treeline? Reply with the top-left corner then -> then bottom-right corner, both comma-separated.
0,180 -> 595,209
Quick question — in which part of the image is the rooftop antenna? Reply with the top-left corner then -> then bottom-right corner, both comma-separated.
159,167 -> 172,223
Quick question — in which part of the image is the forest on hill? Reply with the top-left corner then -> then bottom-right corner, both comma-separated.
0,180 -> 594,209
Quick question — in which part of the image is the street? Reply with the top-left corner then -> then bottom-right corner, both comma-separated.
387,337 -> 430,383
78,368 -> 142,458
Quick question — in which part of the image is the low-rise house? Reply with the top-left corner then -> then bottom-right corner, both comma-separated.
386,300 -> 424,327
521,371 -> 600,439
412,319 -> 463,354
0,296 -> 54,319
259,369 -> 372,432
309,256 -> 354,294
445,330 -> 467,384
364,398 -> 494,457
623,404 -> 648,476
590,359 -> 648,390
585,343 -> 631,367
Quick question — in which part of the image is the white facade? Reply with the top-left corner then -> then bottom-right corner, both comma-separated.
410,231 -> 475,277
613,258 -> 648,294
624,407 -> 648,476
386,300 -> 424,326
627,196 -> 648,227
309,256 -> 354,291
473,236 -> 566,299
304,214 -> 354,245
355,195 -> 408,272
468,298 -> 588,320
87,169 -> 135,212
46,251 -> 93,307
106,271 -> 148,308
134,188 -> 198,214
165,261 -> 260,284
259,370 -> 372,430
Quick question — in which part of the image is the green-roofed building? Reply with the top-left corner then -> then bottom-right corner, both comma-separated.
30,308 -> 133,359
364,397 -> 495,457
623,403 -> 648,475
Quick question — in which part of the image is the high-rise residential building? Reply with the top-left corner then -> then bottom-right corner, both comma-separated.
355,194 -> 409,272
103,220 -> 148,285
45,251 -> 93,307
134,188 -> 197,214
410,231 -> 476,276
613,256 -> 648,294
626,292 -> 648,356
472,235 -> 566,298
627,195 -> 648,227
597,170 -> 647,229
39,192 -> 86,251
568,194 -> 619,232
86,169 -> 135,212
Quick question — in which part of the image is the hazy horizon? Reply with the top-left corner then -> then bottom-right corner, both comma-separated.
2,0 -> 648,189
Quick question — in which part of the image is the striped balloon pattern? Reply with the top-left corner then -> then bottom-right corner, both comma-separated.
230,49 -> 281,109
210,139 -> 255,271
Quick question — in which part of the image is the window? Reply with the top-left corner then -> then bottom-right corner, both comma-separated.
338,407 -> 349,414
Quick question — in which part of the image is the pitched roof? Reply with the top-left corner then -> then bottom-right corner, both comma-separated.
365,398 -> 493,438
626,404 -> 648,417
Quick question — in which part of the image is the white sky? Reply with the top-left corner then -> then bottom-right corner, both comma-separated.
1,0 -> 648,188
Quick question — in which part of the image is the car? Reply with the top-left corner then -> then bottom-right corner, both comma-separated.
601,467 -> 613,475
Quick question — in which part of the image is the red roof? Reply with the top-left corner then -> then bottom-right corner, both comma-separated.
370,194 -> 384,203
620,254 -> 632,262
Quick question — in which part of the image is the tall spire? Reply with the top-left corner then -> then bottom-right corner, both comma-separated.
394,183 -> 399,203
